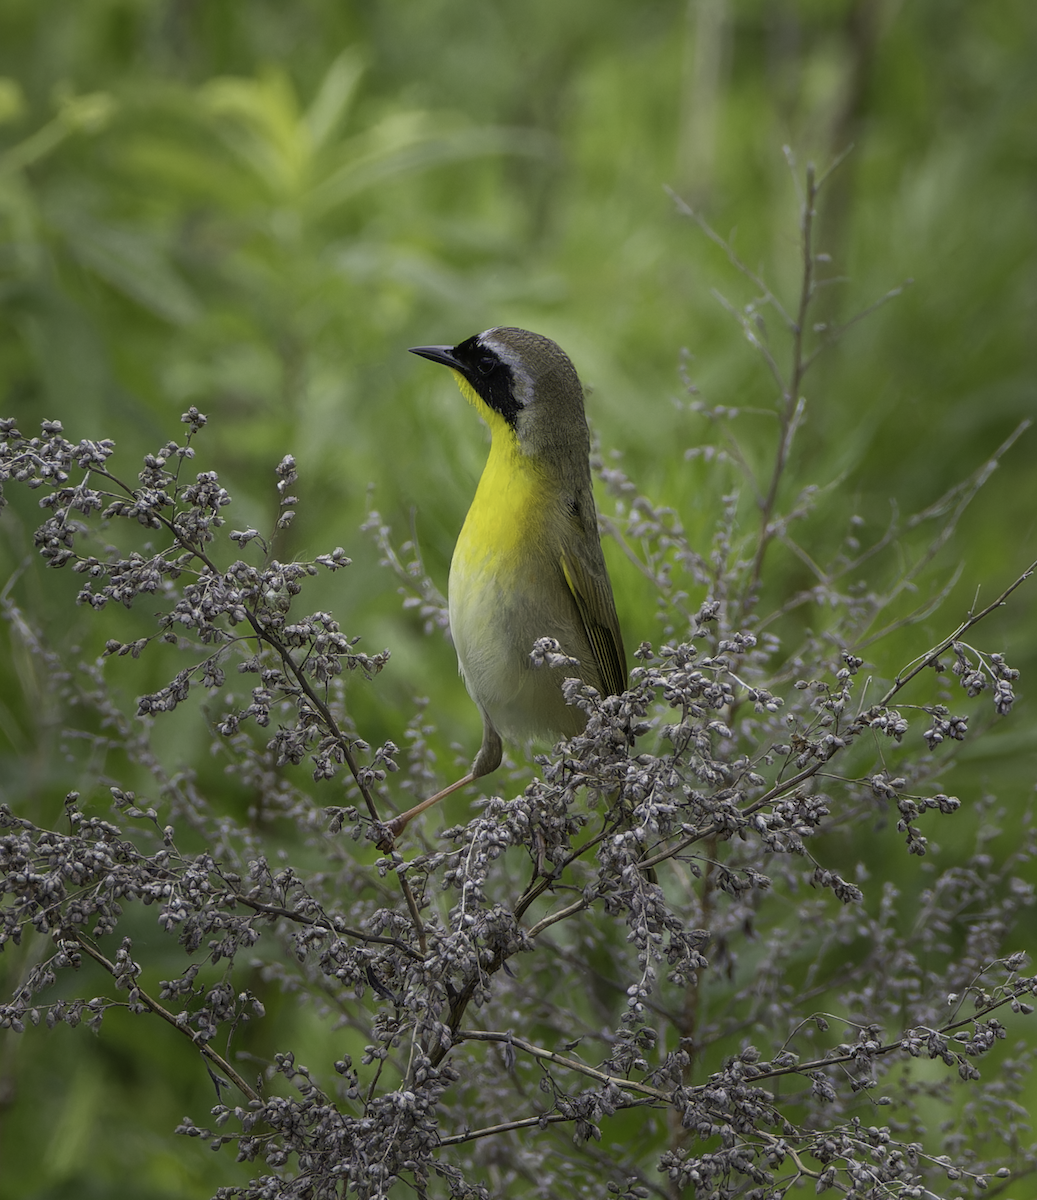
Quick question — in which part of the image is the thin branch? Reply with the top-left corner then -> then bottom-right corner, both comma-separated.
801,278 -> 912,373
744,158 -> 819,601
859,419 -> 1032,642
876,558 -> 1037,708
853,560 -> 965,650
447,966 -> 1034,1164
455,1030 -> 672,1102
91,463 -> 383,825
597,513 -> 671,586
513,823 -> 615,922
711,288 -> 787,394
637,761 -> 826,872
666,186 -> 794,330
437,1109 -> 585,1146
525,896 -> 591,939
79,464 -> 438,957
808,141 -> 856,191
232,896 -> 426,961
395,870 -> 428,956
71,933 -> 260,1102
639,553 -> 1034,873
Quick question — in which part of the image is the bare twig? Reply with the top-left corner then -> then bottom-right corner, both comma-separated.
876,558 -> 1037,708
455,1029 -> 672,1101
71,934 -> 260,1102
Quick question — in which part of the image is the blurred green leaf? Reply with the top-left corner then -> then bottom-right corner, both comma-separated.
302,48 -> 365,153
0,91 -> 114,175
0,77 -> 25,126
61,219 -> 201,326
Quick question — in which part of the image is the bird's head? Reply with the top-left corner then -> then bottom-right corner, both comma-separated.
409,326 -> 590,462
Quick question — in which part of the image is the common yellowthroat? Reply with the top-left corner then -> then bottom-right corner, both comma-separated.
383,327 -> 626,842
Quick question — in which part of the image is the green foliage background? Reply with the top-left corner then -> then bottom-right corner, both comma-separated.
1,1 -> 1035,1196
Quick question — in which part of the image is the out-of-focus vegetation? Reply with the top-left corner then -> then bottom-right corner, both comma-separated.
1,3 -> 1035,1198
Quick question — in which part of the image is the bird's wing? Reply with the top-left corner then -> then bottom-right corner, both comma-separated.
559,548 -> 627,698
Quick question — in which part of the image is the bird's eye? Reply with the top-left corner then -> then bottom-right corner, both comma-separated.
476,354 -> 497,375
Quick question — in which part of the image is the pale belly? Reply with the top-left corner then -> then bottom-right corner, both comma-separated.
449,534 -> 589,742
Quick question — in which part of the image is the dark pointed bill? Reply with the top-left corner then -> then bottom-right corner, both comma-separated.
409,344 -> 460,368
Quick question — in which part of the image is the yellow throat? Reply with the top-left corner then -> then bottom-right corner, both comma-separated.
449,369 -> 548,574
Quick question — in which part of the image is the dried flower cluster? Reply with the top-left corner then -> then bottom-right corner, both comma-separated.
2,172 -> 1035,1199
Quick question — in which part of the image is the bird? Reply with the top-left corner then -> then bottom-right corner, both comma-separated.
382,326 -> 626,844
